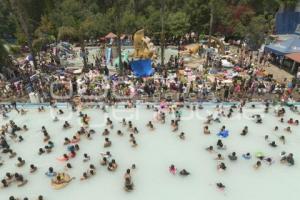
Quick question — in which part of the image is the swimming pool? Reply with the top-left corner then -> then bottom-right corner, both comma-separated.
1,103 -> 300,200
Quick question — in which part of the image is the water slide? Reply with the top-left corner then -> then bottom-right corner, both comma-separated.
105,47 -> 112,66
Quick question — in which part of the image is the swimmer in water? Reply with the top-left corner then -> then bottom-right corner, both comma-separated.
228,152 -> 237,161
269,141 -> 277,147
215,154 -> 224,160
172,121 -> 179,132
179,169 -> 190,176
102,129 -> 110,136
43,131 -> 50,142
133,127 -> 139,134
217,162 -> 226,171
241,126 -> 248,136
279,135 -> 285,144
147,121 -> 155,130
274,126 -> 279,131
83,153 -> 90,162
117,130 -> 123,136
254,161 -> 261,169
169,165 -> 177,175
108,159 -> 118,171
16,157 -> 25,167
63,121 -> 71,129
179,132 -> 185,140
64,163 -> 72,170
285,126 -> 291,133
206,146 -> 215,153
131,140 -> 138,147
203,126 -> 211,134
216,182 -> 225,190
23,125 -> 28,131
30,164 -> 37,173
104,138 -> 112,148
100,157 -> 108,166
217,139 -> 226,150
242,153 -> 251,160
38,148 -> 45,155
64,137 -> 71,145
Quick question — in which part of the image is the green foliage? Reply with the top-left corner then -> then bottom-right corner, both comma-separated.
9,45 -> 21,54
166,11 -> 190,37
1,0 -> 297,51
57,26 -> 78,41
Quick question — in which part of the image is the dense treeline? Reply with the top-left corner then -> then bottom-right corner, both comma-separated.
0,0 -> 298,67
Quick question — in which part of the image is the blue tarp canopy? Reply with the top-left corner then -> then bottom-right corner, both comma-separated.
264,38 -> 300,56
130,59 -> 154,77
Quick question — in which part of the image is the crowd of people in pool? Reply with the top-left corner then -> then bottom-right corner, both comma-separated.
0,99 -> 299,199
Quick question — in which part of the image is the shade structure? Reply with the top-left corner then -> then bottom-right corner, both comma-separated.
264,38 -> 300,55
285,52 -> 300,63
105,32 -> 117,39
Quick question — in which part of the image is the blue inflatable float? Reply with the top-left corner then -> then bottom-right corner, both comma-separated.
217,130 -> 229,138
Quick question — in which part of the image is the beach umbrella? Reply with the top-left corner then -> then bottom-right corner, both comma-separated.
105,32 -> 117,39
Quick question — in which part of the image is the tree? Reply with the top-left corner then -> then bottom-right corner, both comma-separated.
9,0 -> 37,68
166,11 -> 190,37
